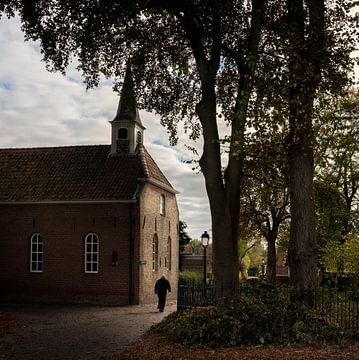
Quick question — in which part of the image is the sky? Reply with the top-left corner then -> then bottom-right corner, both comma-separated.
0,16 -> 212,240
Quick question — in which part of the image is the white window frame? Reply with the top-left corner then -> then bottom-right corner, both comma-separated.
85,233 -> 99,273
30,233 -> 43,273
160,194 -> 165,215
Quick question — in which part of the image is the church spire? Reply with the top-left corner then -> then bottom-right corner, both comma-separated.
110,63 -> 145,155
113,63 -> 142,126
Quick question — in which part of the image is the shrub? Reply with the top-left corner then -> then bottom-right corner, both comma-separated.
178,271 -> 203,286
153,290 -> 346,347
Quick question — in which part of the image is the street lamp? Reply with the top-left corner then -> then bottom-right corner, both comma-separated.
201,231 -> 210,287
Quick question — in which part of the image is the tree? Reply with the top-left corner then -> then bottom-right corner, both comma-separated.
313,181 -> 349,250
188,239 -> 204,255
240,0 -> 356,290
242,129 -> 290,283
265,0 -> 355,291
321,233 -> 359,289
179,220 -> 192,252
315,89 -> 359,237
283,0 -> 324,292
313,90 -> 359,279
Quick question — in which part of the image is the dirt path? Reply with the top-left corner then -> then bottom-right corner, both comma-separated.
0,302 -> 176,360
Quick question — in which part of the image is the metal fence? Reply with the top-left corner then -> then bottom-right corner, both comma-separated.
315,288 -> 359,333
177,283 -> 359,334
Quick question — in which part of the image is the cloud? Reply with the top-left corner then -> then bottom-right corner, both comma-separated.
0,15 -> 211,239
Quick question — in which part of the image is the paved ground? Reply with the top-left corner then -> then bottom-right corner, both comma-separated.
0,301 -> 176,360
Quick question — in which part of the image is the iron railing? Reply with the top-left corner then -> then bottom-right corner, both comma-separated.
177,283 -> 359,334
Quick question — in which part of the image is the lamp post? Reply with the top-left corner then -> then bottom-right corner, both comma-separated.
201,231 -> 210,287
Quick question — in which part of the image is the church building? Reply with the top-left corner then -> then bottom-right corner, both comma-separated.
0,68 -> 179,305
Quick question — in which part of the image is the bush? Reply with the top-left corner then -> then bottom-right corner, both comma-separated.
153,290 -> 347,347
178,271 -> 203,286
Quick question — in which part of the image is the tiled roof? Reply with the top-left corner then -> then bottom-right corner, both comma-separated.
138,146 -> 173,188
0,145 -> 174,202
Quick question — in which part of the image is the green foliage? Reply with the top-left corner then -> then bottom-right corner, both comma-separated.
188,239 -> 204,255
314,90 -> 359,237
321,234 -> 359,288
178,271 -> 203,286
179,221 -> 192,252
314,180 -> 349,249
154,290 -> 346,347
238,239 -> 254,279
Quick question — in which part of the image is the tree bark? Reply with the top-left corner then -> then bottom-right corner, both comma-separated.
197,77 -> 239,292
287,0 -> 325,291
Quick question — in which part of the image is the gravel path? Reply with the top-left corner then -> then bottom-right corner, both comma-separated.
0,302 -> 176,360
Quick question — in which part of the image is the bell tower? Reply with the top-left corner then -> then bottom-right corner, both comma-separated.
110,64 -> 145,155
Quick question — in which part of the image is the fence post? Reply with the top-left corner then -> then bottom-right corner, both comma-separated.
177,284 -> 185,311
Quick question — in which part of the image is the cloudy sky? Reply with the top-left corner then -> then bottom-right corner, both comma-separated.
0,16 -> 212,240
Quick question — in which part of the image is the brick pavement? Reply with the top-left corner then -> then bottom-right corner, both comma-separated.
0,301 -> 176,360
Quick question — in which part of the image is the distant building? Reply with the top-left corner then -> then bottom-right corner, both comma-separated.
275,246 -> 289,283
0,67 -> 179,305
180,245 -> 213,282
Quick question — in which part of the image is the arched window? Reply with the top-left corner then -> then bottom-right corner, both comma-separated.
85,233 -> 99,273
118,128 -> 128,140
152,234 -> 159,271
167,236 -> 172,270
30,233 -> 43,272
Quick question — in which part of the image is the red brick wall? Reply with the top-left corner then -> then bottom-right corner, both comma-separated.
0,202 -> 134,305
180,254 -> 212,279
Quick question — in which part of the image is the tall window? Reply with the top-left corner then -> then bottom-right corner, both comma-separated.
30,233 -> 43,272
160,194 -> 165,215
166,237 -> 172,270
85,233 -> 99,273
152,234 -> 159,271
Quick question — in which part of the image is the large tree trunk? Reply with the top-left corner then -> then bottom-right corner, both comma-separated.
287,128 -> 317,290
287,0 -> 324,291
197,76 -> 240,292
180,6 -> 240,293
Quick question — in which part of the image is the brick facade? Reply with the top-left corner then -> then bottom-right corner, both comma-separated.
0,187 -> 178,304
0,203 -> 130,304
